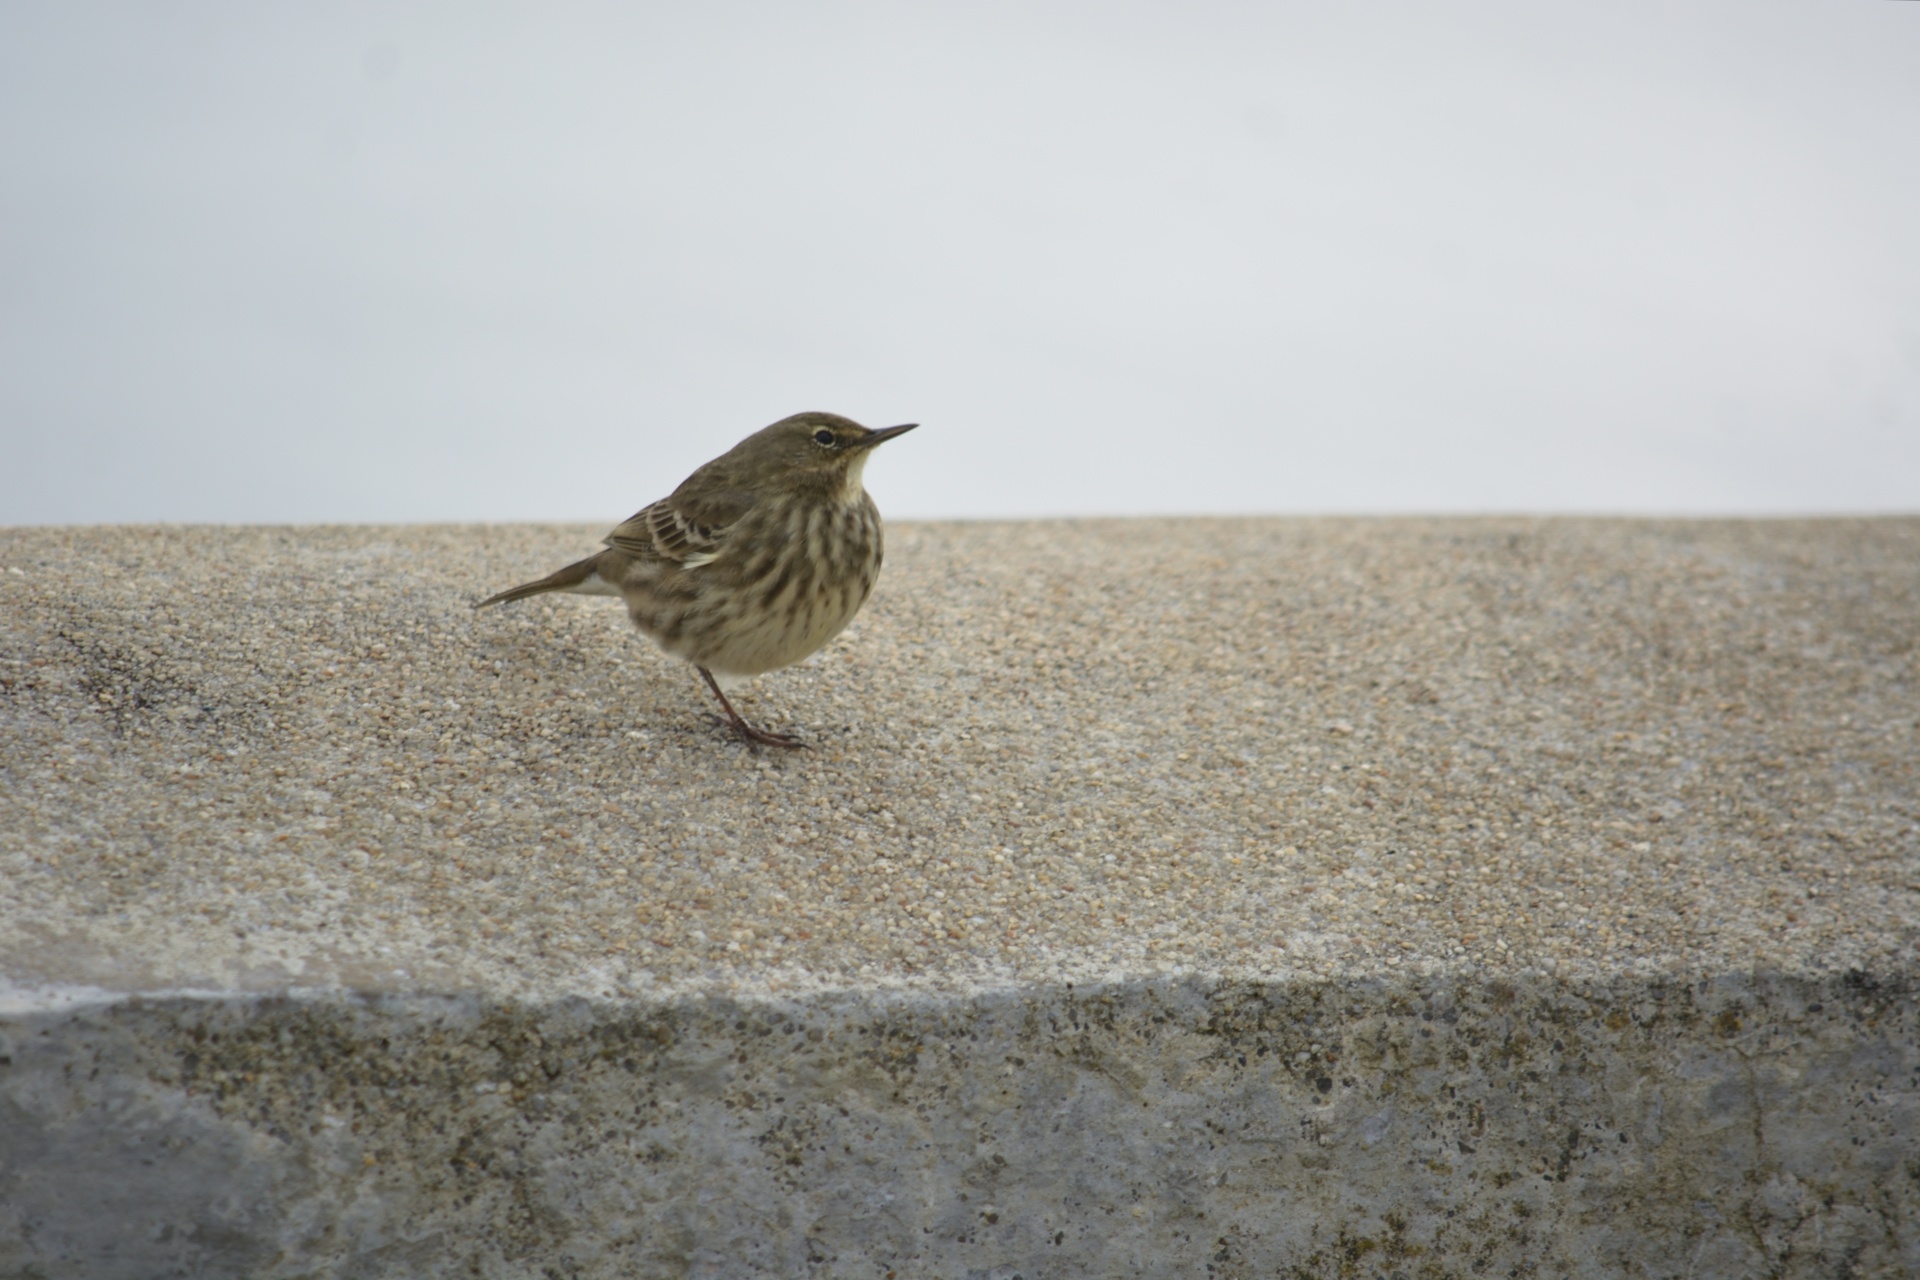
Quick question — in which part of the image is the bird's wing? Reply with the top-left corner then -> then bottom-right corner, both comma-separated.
602,489 -> 754,570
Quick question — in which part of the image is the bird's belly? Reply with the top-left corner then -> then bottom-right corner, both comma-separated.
623,572 -> 873,679
697,581 -> 869,679
617,499 -> 883,679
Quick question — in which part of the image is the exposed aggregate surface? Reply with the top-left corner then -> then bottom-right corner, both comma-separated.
3,518 -> 1917,1004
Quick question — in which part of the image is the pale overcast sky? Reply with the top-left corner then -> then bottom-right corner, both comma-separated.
3,2 -> 1916,525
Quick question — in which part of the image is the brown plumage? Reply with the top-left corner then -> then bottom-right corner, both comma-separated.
476,411 -> 917,747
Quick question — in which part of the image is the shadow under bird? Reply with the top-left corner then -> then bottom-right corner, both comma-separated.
475,411 -> 917,748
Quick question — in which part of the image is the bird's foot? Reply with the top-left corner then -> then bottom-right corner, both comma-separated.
697,666 -> 807,750
705,710 -> 806,751
735,720 -> 808,750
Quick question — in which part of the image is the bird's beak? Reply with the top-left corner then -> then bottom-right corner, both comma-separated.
860,422 -> 918,448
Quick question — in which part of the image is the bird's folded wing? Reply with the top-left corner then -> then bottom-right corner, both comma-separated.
603,497 -> 740,570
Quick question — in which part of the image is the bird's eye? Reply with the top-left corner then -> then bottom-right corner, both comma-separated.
812,428 -> 837,447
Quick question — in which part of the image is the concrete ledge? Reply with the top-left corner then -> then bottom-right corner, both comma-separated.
3,518 -> 1918,1276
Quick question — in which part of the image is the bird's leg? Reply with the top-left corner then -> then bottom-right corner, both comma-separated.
697,667 -> 806,749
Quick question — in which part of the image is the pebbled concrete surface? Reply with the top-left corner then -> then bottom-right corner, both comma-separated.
2,517 -> 1918,1277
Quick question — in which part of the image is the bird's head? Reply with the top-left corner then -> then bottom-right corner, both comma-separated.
737,411 -> 918,498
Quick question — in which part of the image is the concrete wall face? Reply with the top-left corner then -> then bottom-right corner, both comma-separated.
4,973 -> 1915,1279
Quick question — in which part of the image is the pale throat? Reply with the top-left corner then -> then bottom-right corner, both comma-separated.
838,450 -> 871,503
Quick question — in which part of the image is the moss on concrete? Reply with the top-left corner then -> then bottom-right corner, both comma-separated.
5,971 -> 1915,1277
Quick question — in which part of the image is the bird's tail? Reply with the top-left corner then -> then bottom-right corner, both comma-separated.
473,552 -> 617,610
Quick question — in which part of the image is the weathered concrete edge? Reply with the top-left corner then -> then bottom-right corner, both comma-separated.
3,968 -> 1917,1279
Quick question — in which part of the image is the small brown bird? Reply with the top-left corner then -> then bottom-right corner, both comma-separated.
475,411 -> 917,748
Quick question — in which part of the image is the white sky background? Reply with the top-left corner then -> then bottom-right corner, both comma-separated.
2,2 -> 1917,525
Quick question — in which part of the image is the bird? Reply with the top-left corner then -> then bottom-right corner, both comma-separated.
474,411 -> 917,748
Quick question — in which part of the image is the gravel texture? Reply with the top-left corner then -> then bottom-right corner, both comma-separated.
3,518 -> 1917,999
5,518 -> 1920,1277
